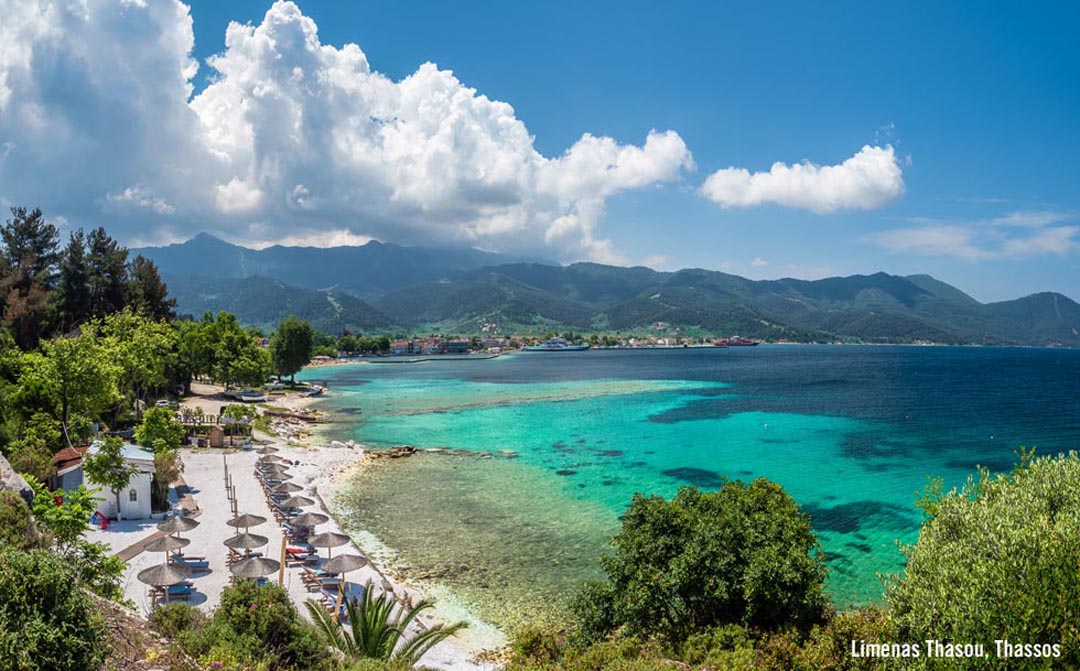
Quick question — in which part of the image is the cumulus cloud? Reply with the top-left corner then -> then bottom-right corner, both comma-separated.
867,210 -> 1079,260
750,257 -> 768,268
700,145 -> 904,213
0,0 -> 692,261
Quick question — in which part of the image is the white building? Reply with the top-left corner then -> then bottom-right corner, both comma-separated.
86,440 -> 156,520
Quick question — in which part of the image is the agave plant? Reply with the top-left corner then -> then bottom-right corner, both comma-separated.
305,581 -> 468,666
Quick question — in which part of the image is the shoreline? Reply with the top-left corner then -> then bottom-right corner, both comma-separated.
94,383 -> 503,670
270,387 -> 511,660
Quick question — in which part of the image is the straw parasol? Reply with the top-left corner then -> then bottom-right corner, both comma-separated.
138,562 -> 192,604
257,454 -> 284,463
309,531 -> 350,558
138,562 -> 192,586
272,482 -> 305,494
145,535 -> 190,556
230,556 -> 281,578
322,553 -> 367,575
227,513 -> 267,533
157,516 -> 200,535
224,532 -> 269,551
278,495 -> 315,509
255,446 -> 279,455
260,463 -> 289,474
290,511 -> 329,528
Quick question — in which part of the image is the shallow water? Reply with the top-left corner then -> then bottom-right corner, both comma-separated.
301,346 -> 1080,629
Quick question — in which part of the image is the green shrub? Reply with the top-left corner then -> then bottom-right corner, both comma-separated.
0,549 -> 108,671
158,581 -> 330,671
148,602 -> 207,639
0,490 -> 37,550
573,480 -> 828,644
886,451 -> 1080,669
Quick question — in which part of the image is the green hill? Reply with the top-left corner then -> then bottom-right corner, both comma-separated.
167,275 -> 392,333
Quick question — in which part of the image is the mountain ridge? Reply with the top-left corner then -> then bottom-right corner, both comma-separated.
139,235 -> 1080,346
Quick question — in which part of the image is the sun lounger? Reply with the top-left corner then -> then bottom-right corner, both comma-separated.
171,553 -> 210,570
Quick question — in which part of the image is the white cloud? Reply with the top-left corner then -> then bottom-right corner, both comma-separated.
750,256 -> 768,268
0,0 -> 692,261
700,145 -> 905,213
867,211 -> 1079,260
641,254 -> 670,269
105,186 -> 176,215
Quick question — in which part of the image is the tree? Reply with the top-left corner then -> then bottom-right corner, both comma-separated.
28,332 -> 119,445
85,226 -> 129,319
25,476 -> 100,550
271,315 -> 315,382
0,207 -> 60,283
93,309 -> 176,414
127,254 -> 176,321
573,480 -> 828,644
152,446 -> 181,510
887,450 -> 1080,668
53,229 -> 91,333
305,581 -> 467,666
82,437 -> 137,520
134,406 -> 185,452
210,312 -> 272,388
175,316 -> 215,393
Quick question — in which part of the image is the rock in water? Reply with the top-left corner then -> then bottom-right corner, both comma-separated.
0,452 -> 34,505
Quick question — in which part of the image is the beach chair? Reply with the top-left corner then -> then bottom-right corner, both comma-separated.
171,553 -> 210,571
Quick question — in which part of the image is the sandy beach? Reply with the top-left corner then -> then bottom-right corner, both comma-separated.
85,383 -> 502,671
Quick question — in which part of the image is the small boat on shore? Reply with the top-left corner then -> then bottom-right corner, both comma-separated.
522,337 -> 590,352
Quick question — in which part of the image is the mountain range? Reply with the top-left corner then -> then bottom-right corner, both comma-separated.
135,234 -> 1080,346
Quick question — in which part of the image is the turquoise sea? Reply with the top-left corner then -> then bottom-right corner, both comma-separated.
299,346 -> 1080,632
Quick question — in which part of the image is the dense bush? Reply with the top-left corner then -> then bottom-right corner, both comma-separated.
886,451 -> 1080,669
0,549 -> 108,671
151,581 -> 331,671
573,480 -> 828,644
0,490 -> 37,550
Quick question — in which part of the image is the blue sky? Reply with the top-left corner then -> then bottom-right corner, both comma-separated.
2,1 -> 1078,301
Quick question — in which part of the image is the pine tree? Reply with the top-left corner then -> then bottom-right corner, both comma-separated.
126,255 -> 176,321
53,230 -> 91,333
85,227 -> 129,318
1,207 -> 60,347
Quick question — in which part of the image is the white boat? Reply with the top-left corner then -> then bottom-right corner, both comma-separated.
522,337 -> 590,352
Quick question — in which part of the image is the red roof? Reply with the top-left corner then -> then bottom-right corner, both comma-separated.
52,445 -> 90,468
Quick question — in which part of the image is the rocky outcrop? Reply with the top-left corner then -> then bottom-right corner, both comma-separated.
0,451 -> 33,505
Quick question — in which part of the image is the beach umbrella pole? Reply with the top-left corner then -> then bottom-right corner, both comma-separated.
279,537 -> 286,586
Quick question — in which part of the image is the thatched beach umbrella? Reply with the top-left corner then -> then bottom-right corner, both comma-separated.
290,512 -> 329,528
323,553 -> 369,622
309,531 -> 350,558
145,535 -> 190,564
224,532 -> 269,551
255,446 -> 279,455
278,495 -> 315,509
157,516 -> 200,536
322,553 -> 367,576
138,562 -> 191,586
258,454 -> 284,463
260,463 -> 289,474
138,562 -> 192,604
272,482 -> 305,494
230,556 -> 281,579
227,513 -> 267,533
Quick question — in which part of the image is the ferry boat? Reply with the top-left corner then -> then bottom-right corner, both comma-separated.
522,337 -> 591,352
